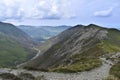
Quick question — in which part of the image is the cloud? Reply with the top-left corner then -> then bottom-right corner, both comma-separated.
94,4 -> 118,17
94,7 -> 114,17
0,0 -> 75,21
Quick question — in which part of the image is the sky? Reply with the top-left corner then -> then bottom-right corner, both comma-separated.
0,0 -> 120,28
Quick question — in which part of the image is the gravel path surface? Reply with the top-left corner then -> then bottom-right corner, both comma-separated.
1,50 -> 116,80
14,49 -> 115,80
0,60 -> 112,80
28,63 -> 111,80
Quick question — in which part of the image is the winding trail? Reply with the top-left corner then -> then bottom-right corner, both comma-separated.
0,57 -> 113,80
30,48 -> 41,60
2,49 -> 117,80
17,47 -> 41,67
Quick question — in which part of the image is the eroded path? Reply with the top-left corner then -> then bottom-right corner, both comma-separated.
1,50 -> 117,80
0,58 -> 112,80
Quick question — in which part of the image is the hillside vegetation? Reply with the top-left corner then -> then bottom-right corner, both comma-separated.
0,22 -> 37,67
110,63 -> 120,79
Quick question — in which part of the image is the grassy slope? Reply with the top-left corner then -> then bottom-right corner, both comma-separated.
110,63 -> 120,79
99,29 -> 120,53
49,28 -> 120,73
49,56 -> 102,73
103,29 -> 120,79
48,37 -> 103,72
0,33 -> 36,67
49,41 -> 103,72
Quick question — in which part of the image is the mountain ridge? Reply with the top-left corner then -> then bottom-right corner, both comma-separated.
23,24 -> 120,73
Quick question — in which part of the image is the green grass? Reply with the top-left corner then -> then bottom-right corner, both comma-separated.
97,29 -> 120,54
97,29 -> 120,53
99,40 -> 120,53
110,63 -> 120,79
49,56 -> 102,73
0,33 -> 36,67
108,29 -> 120,41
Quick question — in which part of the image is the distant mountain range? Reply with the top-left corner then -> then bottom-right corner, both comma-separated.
18,25 -> 71,42
0,22 -> 36,67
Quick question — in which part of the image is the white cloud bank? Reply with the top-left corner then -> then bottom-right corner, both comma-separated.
0,0 -> 75,20
94,4 -> 118,17
94,7 -> 113,17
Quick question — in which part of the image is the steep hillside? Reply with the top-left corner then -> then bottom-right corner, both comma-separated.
0,22 -> 37,67
24,24 -> 120,73
18,25 -> 70,42
0,22 -> 36,47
